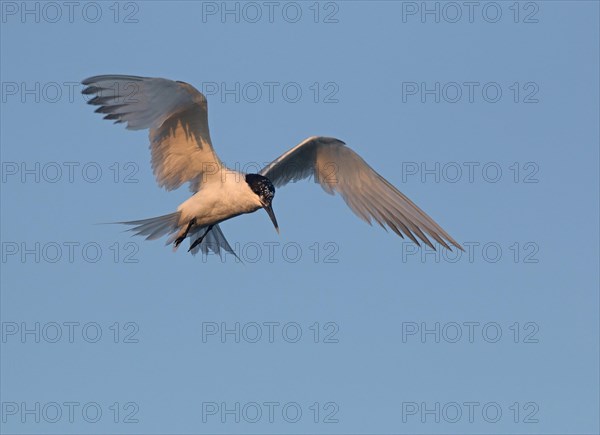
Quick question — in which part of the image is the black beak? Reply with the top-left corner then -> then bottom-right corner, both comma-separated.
263,203 -> 279,234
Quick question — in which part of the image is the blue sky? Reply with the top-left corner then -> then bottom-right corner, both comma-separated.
1,1 -> 599,434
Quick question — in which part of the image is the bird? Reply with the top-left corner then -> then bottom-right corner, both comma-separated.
81,74 -> 463,257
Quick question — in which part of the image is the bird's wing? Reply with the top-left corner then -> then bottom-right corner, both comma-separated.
82,75 -> 223,191
260,136 -> 463,251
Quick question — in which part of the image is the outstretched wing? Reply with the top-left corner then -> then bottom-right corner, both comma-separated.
82,75 -> 223,191
260,136 -> 463,251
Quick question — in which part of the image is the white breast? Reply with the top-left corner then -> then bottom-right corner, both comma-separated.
177,170 -> 262,226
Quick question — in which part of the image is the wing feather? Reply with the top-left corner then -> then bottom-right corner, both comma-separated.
82,75 -> 223,191
260,136 -> 462,251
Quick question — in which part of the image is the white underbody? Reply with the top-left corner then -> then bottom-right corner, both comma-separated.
176,169 -> 263,228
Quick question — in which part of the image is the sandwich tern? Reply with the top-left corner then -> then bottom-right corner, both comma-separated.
82,74 -> 463,257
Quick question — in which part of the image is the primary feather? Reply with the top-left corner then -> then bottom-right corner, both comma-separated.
261,136 -> 463,251
82,75 -> 223,191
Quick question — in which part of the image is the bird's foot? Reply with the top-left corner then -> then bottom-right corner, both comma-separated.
173,235 -> 185,249
174,218 -> 196,248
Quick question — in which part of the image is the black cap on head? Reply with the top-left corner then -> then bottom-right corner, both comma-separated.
245,174 -> 278,233
245,173 -> 275,204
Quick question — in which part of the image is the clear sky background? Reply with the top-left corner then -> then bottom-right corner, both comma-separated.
1,1 -> 599,434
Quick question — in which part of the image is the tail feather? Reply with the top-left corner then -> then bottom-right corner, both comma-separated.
120,212 -> 181,240
188,224 -> 240,260
118,212 -> 239,260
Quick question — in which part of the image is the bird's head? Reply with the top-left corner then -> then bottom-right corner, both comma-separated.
245,173 -> 279,233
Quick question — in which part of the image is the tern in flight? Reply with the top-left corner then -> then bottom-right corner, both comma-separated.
82,75 -> 463,257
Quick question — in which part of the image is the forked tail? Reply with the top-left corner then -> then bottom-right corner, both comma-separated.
119,212 -> 181,241
118,212 -> 239,259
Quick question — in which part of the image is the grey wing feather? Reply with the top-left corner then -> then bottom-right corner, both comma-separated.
82,75 -> 223,191
260,136 -> 463,251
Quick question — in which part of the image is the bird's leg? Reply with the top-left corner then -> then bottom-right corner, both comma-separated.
188,225 -> 214,252
174,218 -> 196,248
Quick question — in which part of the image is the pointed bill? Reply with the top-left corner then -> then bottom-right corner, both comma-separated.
263,204 -> 279,234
